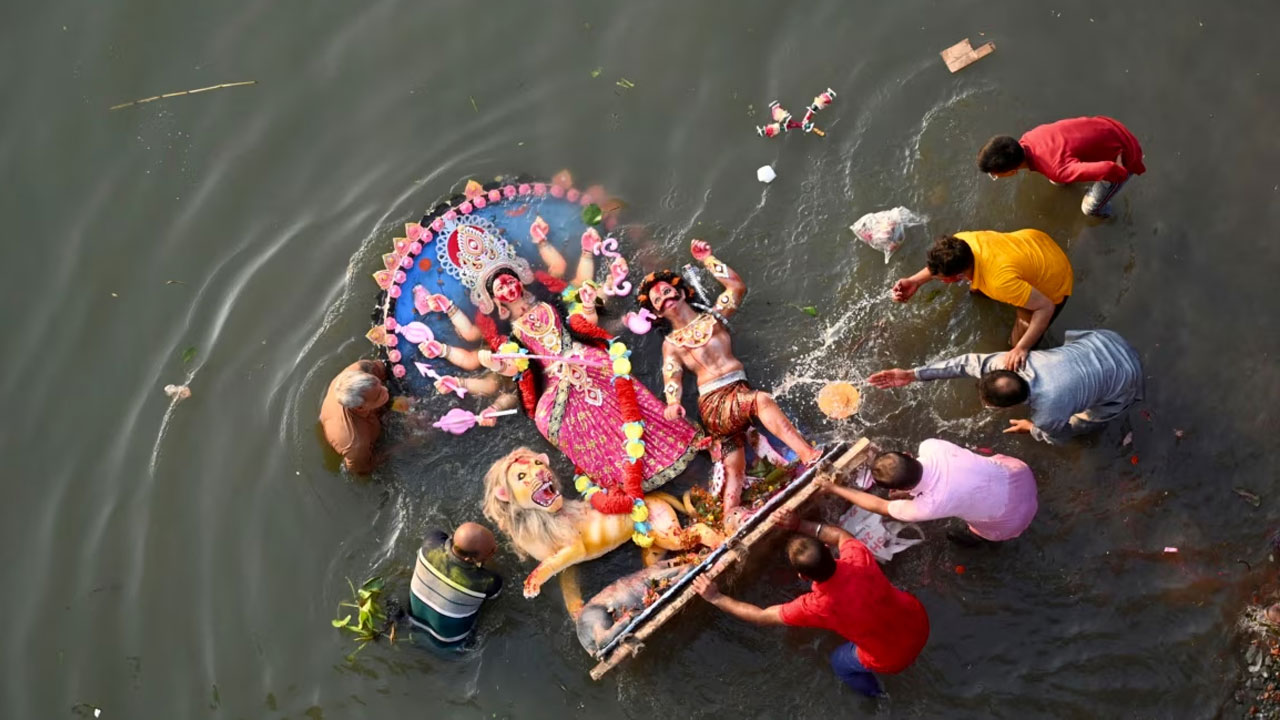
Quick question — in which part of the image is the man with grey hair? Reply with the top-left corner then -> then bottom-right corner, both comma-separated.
319,360 -> 390,473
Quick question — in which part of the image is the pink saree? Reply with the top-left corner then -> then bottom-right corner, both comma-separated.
511,302 -> 700,490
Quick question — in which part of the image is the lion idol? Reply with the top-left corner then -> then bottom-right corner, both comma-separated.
482,448 -> 723,602
637,240 -> 822,527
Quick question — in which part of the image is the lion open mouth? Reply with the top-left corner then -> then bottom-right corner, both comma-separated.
531,480 -> 560,508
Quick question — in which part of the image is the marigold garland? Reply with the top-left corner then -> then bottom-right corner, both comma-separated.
566,298 -> 653,544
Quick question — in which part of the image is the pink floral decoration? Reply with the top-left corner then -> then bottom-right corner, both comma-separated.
473,196 -> 487,209
489,189 -> 502,202
385,317 -> 398,331
392,364 -> 407,378
459,201 -> 474,215
431,217 -> 445,232
518,183 -> 532,195
387,349 -> 402,363
550,185 -> 566,198
503,185 -> 516,198
388,285 -> 402,299
533,183 -> 547,196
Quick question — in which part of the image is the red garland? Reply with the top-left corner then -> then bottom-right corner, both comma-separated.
535,270 -> 568,294
568,313 -> 613,346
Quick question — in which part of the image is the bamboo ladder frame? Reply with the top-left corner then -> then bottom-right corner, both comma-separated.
589,437 -> 872,680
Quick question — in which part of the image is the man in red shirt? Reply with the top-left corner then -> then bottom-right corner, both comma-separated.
977,116 -> 1145,217
692,510 -> 929,697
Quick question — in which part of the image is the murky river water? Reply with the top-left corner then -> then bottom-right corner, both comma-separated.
4,1 -> 1280,717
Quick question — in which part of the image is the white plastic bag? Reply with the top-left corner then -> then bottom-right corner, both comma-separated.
849,206 -> 928,262
837,505 -> 924,563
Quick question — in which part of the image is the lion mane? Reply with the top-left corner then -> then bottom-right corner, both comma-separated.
482,447 -> 582,560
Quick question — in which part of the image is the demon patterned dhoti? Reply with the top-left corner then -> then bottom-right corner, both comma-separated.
697,371 -> 757,452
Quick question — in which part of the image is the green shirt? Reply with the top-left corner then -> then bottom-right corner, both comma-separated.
408,531 -> 502,645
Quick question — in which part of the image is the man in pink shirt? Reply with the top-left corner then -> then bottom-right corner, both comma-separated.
977,116 -> 1145,217
819,439 -> 1038,544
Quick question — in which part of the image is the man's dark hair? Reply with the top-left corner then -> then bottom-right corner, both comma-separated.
786,535 -> 837,583
979,370 -> 1030,407
925,235 -> 975,277
870,452 -> 924,490
977,135 -> 1025,173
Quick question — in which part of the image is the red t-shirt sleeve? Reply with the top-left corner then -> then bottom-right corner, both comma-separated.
778,593 -> 818,628
838,537 -> 875,565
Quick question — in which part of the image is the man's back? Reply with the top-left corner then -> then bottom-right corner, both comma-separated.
957,229 -> 1073,307
1021,116 -> 1146,183
409,531 -> 503,646
887,439 -> 1038,541
779,537 -> 929,673
318,360 -> 383,472
1023,330 -> 1143,439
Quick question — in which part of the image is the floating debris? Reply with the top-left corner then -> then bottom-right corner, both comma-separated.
163,384 -> 192,403
1234,488 -> 1262,508
817,382 -> 861,419
756,165 -> 777,183
109,81 -> 257,110
940,38 -> 995,73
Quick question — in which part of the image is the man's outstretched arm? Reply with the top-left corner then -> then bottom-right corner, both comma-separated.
692,575 -> 785,626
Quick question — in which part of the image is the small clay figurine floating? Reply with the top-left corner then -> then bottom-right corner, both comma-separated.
756,88 -> 837,138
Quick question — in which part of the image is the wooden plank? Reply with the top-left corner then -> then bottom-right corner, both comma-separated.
589,439 -> 872,680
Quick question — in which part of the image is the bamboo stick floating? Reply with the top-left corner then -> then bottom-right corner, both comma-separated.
109,81 -> 257,110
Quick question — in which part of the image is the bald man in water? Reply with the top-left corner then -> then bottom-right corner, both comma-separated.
408,523 -> 503,648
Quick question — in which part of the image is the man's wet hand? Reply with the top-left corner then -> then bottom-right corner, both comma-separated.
692,574 -> 720,601
891,278 -> 919,302
1003,347 -> 1029,371
868,369 -> 915,389
775,507 -> 799,530
1004,419 -> 1034,434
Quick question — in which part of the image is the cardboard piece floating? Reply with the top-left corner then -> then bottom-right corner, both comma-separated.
941,38 -> 996,73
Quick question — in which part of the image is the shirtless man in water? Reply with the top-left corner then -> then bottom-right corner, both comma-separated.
637,240 -> 821,525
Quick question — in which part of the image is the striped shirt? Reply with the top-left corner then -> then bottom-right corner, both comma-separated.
408,531 -> 502,646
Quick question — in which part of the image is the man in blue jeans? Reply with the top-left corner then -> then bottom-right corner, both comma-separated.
693,509 -> 929,696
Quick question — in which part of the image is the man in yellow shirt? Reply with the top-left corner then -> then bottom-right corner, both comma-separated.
890,229 -> 1073,370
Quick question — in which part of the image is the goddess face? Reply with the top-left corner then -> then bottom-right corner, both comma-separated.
493,273 -> 524,304
649,281 -> 683,315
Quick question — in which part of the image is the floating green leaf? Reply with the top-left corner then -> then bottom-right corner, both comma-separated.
180,346 -> 197,364
582,203 -> 603,226
793,305 -> 818,317
590,67 -> 602,78
331,575 -> 389,657
469,96 -> 478,113
616,78 -> 635,89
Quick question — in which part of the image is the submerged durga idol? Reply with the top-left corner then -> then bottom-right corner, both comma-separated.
368,174 -> 822,665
